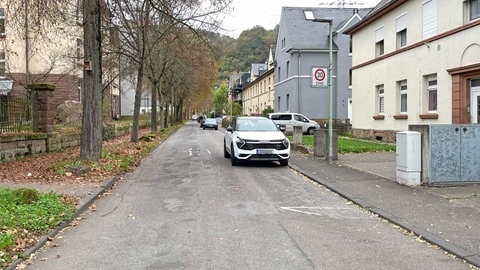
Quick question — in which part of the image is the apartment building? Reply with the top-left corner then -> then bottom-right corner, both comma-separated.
0,1 -> 120,119
347,0 -> 480,140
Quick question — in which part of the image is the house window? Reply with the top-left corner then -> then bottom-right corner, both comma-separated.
427,75 -> 437,111
470,0 -> 480,20
0,8 -> 5,37
396,14 -> 407,48
349,37 -> 352,55
398,80 -> 407,113
281,37 -> 285,49
375,26 -> 384,57
277,67 -> 281,81
349,69 -> 352,87
286,94 -> 290,112
377,85 -> 385,114
0,52 -> 5,78
286,61 -> 289,78
423,0 -> 437,39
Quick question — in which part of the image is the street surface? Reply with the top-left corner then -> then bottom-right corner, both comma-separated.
23,122 -> 472,269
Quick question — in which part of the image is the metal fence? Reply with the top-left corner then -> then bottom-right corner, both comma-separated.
0,93 -> 38,134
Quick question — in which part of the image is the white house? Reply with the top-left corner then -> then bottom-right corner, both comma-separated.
347,0 -> 480,141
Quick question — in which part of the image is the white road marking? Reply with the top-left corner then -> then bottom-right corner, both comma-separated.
280,206 -> 351,217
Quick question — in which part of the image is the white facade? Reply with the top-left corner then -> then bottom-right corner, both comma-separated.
0,1 -> 82,78
348,0 -> 480,136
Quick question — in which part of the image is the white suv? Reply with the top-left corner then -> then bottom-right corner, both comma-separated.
224,116 -> 290,166
268,112 -> 320,135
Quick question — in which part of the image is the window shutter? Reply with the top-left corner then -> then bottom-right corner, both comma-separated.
423,0 -> 437,39
375,26 -> 384,42
396,14 -> 407,32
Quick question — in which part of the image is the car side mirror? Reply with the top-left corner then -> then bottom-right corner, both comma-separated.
277,125 -> 286,132
226,126 -> 233,132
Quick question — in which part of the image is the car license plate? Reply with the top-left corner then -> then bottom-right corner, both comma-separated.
256,149 -> 273,154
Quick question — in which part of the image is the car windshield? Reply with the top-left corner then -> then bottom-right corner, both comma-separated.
236,118 -> 278,131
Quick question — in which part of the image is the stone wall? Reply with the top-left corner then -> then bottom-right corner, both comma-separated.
311,118 -> 352,136
0,134 -> 48,162
0,123 -> 148,163
352,128 -> 397,143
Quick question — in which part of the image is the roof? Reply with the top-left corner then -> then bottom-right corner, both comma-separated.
345,0 -> 407,34
251,63 -> 267,77
280,7 -> 371,50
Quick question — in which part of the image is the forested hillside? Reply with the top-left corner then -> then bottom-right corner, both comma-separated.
217,25 -> 278,82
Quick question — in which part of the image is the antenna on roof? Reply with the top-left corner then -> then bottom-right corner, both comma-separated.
318,0 -> 366,8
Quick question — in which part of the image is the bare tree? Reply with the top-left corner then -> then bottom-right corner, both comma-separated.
108,0 -> 231,141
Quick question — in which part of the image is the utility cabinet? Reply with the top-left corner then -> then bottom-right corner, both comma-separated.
429,125 -> 480,185
396,131 -> 421,186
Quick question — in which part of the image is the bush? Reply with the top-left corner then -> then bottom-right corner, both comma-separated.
13,188 -> 39,204
55,101 -> 82,126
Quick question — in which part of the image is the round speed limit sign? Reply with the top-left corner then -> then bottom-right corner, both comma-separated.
314,68 -> 326,82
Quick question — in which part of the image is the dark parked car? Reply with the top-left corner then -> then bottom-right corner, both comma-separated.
203,118 -> 218,130
197,115 -> 205,127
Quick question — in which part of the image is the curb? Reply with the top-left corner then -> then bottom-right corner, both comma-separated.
288,163 -> 480,268
6,176 -> 121,270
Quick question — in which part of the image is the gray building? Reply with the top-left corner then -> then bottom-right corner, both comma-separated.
274,7 -> 370,121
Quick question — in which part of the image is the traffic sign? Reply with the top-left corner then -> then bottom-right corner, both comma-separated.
312,67 -> 328,87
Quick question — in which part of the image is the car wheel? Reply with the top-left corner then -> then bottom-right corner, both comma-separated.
224,141 -> 230,158
280,159 -> 289,166
215,127 -> 218,130
307,128 -> 315,135
230,144 -> 238,166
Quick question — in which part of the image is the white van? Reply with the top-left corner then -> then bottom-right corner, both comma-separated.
268,112 -> 320,135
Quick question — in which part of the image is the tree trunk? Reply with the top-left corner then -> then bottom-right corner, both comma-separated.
158,86 -> 163,129
151,81 -> 158,132
80,0 -> 103,161
131,63 -> 143,142
164,99 -> 169,128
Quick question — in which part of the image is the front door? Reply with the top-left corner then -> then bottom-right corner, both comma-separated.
470,79 -> 480,124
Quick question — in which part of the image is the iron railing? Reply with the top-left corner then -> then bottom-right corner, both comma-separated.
0,93 -> 38,134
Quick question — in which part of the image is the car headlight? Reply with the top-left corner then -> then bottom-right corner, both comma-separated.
282,138 -> 290,148
235,136 -> 246,148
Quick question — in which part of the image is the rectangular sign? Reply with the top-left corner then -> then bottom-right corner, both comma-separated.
311,67 -> 328,87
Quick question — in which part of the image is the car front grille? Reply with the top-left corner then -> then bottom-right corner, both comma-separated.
239,140 -> 288,150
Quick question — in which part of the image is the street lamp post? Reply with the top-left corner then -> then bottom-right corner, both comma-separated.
304,11 -> 334,162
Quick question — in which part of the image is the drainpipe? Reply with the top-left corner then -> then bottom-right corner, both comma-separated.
297,50 -> 301,113
25,0 -> 29,84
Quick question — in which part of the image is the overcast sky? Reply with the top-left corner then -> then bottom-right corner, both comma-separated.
220,0 -> 382,38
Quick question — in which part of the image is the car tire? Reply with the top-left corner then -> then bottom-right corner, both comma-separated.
280,159 -> 289,166
224,141 -> 230,158
230,144 -> 238,166
307,128 -> 315,135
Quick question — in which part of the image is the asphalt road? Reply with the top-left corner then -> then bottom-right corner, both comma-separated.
23,122 -> 472,270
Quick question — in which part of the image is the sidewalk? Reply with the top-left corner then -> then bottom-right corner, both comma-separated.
289,151 -> 480,268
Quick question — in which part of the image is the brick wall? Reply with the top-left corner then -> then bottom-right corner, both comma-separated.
8,73 -> 80,111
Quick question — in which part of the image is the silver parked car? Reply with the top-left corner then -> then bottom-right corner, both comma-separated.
223,116 -> 290,166
203,118 -> 218,130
